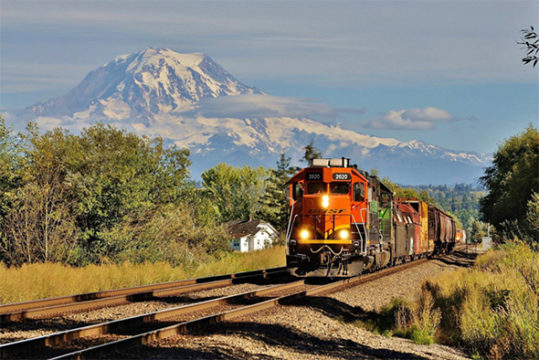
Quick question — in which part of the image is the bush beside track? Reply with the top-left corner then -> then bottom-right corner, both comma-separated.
351,242 -> 538,360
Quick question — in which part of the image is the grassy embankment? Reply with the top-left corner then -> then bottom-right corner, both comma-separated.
0,246 -> 286,304
351,242 -> 539,359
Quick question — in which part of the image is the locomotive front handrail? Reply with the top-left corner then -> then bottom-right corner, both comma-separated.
350,214 -> 367,255
286,214 -> 298,246
285,201 -> 297,245
359,207 -> 383,247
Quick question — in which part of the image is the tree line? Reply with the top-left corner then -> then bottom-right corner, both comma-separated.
479,125 -> 538,245
1,118 -> 536,266
408,184 -> 485,242
0,119 -> 318,266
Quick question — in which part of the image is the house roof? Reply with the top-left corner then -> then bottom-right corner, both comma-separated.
227,219 -> 270,237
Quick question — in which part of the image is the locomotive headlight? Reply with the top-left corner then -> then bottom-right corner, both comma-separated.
322,195 -> 329,208
300,229 -> 310,240
338,229 -> 349,240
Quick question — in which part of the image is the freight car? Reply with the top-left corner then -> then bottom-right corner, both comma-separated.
286,158 -> 456,277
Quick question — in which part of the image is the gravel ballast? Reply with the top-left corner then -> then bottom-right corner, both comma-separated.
0,283 -> 267,344
123,254 -> 475,359
2,252 -> 479,358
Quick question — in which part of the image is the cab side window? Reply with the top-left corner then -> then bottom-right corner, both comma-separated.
353,182 -> 364,202
292,182 -> 303,200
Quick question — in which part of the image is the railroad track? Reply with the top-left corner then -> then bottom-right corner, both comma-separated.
0,266 -> 288,324
1,259 -> 428,359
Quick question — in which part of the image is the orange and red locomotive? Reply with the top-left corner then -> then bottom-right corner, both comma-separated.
286,158 -> 456,277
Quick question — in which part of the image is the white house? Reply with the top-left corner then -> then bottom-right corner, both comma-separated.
228,219 -> 279,252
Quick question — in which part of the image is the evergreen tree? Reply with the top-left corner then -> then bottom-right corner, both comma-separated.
302,140 -> 322,165
462,193 -> 469,211
257,153 -> 297,231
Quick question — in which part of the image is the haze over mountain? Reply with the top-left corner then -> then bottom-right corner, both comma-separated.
13,48 -> 488,184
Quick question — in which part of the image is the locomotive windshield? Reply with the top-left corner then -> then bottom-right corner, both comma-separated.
306,182 -> 326,194
329,182 -> 350,194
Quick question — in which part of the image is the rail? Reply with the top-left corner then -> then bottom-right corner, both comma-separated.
0,258 -> 429,359
0,266 -> 288,324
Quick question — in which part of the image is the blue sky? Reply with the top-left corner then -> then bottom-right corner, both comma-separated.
0,0 -> 537,154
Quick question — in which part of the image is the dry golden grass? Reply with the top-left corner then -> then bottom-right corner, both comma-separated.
191,245 -> 286,277
0,246 -> 286,304
396,241 -> 539,359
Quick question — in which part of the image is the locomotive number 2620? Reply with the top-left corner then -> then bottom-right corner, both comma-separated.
333,173 -> 351,180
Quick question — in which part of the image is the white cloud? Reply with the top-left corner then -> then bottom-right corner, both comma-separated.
363,107 -> 456,130
182,94 -> 364,120
2,1 -> 536,96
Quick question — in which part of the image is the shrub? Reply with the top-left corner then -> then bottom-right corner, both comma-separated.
396,241 -> 539,359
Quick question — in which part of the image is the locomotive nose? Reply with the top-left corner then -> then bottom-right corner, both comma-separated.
304,194 -> 351,239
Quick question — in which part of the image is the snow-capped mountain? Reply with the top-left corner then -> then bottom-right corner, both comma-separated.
30,48 -> 261,122
150,114 -> 488,184
18,48 -> 489,184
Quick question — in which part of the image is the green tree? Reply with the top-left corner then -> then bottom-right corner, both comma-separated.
470,221 -> 485,244
382,178 -> 439,206
257,152 -> 297,230
302,140 -> 322,165
0,117 -> 22,241
68,125 -> 191,263
480,125 -> 539,242
518,26 -> 539,67
201,163 -> 268,222
525,192 -> 539,245
103,200 -> 230,266
0,123 -> 192,265
0,124 -> 80,264
418,190 -> 437,205
4,182 -> 78,264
